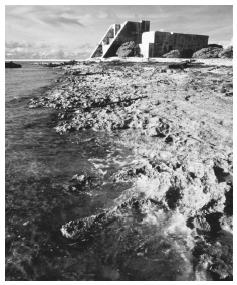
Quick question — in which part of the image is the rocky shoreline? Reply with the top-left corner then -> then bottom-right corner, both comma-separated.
29,59 -> 233,280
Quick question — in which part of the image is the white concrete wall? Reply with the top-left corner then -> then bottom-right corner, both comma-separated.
142,31 -> 155,44
140,31 -> 155,58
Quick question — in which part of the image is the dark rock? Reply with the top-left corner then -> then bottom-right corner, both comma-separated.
160,68 -> 167,73
193,215 -> 211,232
220,86 -> 226,93
213,165 -> 232,183
224,183 -> 233,216
72,70 -> 82,75
44,60 -> 77,68
165,135 -> 173,144
154,118 -> 170,137
64,60 -> 77,66
205,212 -> 222,233
225,91 -> 233,97
168,60 -> 190,70
116,41 -> 140,58
165,186 -> 182,209
5,61 -> 22,68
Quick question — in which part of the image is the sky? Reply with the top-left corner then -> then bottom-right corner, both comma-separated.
5,5 -> 233,60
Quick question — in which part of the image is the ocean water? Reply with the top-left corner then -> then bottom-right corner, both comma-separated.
5,62 -> 198,281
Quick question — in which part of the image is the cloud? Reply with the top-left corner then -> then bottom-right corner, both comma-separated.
5,41 -> 92,59
6,41 -> 32,49
40,14 -> 84,27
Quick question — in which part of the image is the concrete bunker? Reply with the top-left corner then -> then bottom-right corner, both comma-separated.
90,20 -> 209,58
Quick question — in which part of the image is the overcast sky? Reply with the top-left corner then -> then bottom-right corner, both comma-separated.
5,5 -> 233,59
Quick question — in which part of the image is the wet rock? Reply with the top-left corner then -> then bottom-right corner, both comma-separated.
213,164 -> 232,183
205,212 -> 222,233
193,231 -> 233,280
192,216 -> 211,232
113,163 -> 154,182
219,215 -> 232,232
61,212 -> 108,240
165,186 -> 183,210
71,174 -> 88,184
66,173 -> 101,193
61,197 -> 149,241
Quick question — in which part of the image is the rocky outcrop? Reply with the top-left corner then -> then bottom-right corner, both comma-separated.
116,41 -> 140,58
219,46 -> 233,59
28,61 -> 233,281
192,47 -> 223,58
192,45 -> 233,59
162,49 -> 181,58
5,61 -> 22,68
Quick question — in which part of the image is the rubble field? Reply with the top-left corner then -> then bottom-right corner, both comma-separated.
29,59 -> 233,281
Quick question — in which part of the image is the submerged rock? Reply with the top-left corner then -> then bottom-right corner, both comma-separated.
61,212 -> 109,240
66,173 -> 101,193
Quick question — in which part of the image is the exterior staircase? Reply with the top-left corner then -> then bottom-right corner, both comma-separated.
90,21 -> 128,58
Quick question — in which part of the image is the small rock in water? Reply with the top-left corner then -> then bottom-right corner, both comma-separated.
71,174 -> 87,183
